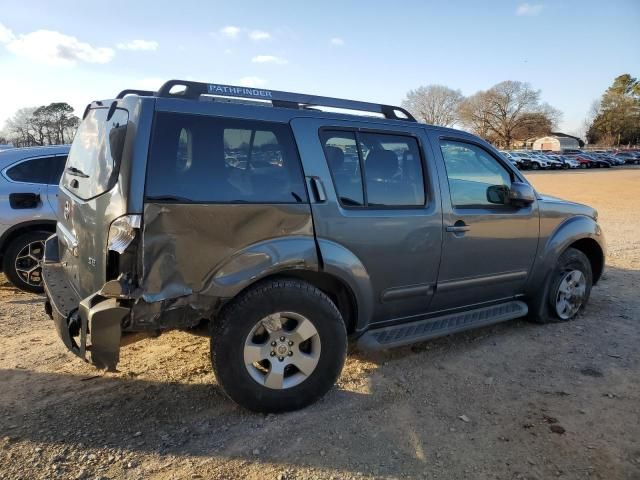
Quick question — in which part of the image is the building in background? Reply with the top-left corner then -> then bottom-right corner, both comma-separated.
533,133 -> 584,151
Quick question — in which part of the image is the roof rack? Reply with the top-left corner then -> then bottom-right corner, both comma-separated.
116,89 -> 155,99
117,79 -> 416,122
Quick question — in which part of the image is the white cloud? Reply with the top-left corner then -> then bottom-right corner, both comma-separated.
0,23 -> 14,43
4,29 -> 114,66
239,76 -> 267,88
220,26 -> 242,38
516,3 -> 543,16
249,30 -> 271,41
330,37 -> 345,46
117,39 -> 158,51
251,55 -> 287,65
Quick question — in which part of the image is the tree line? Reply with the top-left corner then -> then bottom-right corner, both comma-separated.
586,74 -> 640,147
402,74 -> 638,148
0,103 -> 79,147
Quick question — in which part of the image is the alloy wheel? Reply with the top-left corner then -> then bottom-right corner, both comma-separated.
555,270 -> 587,320
244,312 -> 321,389
14,240 -> 45,287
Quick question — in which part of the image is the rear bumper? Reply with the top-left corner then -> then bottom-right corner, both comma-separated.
42,234 -> 130,371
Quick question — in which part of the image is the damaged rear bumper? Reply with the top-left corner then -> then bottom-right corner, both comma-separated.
42,235 -> 130,371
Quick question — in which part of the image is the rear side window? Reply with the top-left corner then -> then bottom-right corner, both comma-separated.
320,130 -> 426,207
62,108 -> 129,200
50,156 -> 67,184
5,155 -> 66,184
146,113 -> 307,203
6,157 -> 55,184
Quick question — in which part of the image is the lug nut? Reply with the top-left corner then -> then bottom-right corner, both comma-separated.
278,356 -> 284,362
271,341 -> 277,347
288,341 -> 294,346
280,336 -> 285,341
288,351 -> 293,356
270,351 -> 275,356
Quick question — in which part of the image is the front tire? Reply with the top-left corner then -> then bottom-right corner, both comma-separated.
210,278 -> 347,413
545,248 -> 593,322
2,231 -> 50,293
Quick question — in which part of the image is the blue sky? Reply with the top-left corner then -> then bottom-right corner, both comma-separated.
0,0 -> 638,136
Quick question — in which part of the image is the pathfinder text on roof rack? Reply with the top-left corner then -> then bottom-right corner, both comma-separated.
207,84 -> 273,98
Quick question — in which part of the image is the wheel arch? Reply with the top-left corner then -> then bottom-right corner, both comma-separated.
567,237 -> 604,285
0,220 -> 56,264
525,215 -> 605,322
256,270 -> 359,335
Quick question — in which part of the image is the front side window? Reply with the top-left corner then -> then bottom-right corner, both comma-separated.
439,140 -> 513,208
320,130 -> 425,208
146,113 -> 307,203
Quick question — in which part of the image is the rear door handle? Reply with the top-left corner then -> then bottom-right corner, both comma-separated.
307,176 -> 326,203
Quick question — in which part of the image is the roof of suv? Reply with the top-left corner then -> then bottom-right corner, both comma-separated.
102,79 -> 475,138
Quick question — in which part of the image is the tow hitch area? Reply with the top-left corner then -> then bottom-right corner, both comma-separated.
43,260 -> 131,371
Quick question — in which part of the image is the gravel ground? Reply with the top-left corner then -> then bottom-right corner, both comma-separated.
0,167 -> 639,480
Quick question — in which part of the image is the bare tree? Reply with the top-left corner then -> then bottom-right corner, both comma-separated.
3,103 -> 79,147
5,108 -> 38,147
458,81 -> 560,148
401,85 -> 464,127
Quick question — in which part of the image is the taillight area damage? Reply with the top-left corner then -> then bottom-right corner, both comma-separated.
43,202 -> 318,371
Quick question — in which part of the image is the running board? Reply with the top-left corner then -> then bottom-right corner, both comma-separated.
358,301 -> 528,350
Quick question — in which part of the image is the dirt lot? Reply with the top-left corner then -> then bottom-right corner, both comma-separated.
1,168 -> 639,480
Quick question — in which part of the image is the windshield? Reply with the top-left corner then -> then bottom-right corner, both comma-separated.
62,107 -> 128,200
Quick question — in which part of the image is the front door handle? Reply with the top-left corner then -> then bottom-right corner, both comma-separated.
446,221 -> 470,233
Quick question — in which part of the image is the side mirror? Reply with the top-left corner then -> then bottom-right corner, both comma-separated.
486,185 -> 509,205
508,181 -> 536,206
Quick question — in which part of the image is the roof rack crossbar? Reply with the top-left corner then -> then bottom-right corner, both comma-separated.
153,80 -> 416,122
116,89 -> 155,99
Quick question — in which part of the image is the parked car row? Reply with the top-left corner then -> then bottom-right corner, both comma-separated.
500,149 -> 640,170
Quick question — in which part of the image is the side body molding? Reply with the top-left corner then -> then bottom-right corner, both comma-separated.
316,238 -> 374,333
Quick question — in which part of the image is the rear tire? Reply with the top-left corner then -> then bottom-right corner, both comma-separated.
2,231 -> 50,293
210,278 -> 347,413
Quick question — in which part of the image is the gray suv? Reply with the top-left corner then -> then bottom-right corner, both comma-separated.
1,145 -> 69,292
42,80 -> 605,412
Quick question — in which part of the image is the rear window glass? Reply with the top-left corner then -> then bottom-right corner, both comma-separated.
145,112 -> 307,204
62,108 -> 128,200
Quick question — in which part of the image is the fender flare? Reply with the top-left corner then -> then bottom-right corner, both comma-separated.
526,215 -> 605,320
315,238 -> 374,333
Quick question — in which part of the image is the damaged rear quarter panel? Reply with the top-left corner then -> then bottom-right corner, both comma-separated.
131,202 -> 318,329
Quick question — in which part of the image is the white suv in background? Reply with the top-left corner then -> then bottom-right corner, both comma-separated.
0,145 -> 69,292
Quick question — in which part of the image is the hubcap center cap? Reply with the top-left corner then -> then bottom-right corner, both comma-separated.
276,344 -> 289,356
